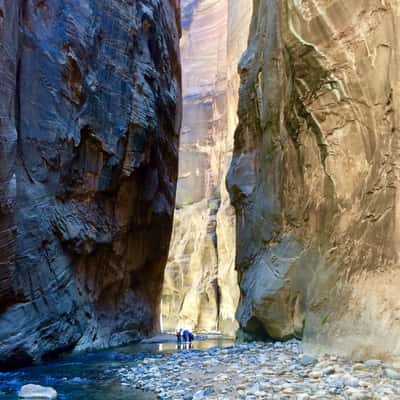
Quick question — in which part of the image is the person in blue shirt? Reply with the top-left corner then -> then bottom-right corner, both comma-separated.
182,329 -> 190,343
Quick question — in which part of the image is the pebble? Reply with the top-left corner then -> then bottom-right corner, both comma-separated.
323,366 -> 336,375
384,368 -> 400,380
309,370 -> 322,379
365,360 -> 382,368
344,387 -> 372,400
119,340 -> 400,400
300,354 -> 318,366
352,363 -> 365,372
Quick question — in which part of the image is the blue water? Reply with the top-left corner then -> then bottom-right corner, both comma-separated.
0,339 -> 233,399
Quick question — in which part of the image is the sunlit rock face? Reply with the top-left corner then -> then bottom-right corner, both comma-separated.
0,0 -> 181,369
161,0 -> 252,335
228,0 -> 400,360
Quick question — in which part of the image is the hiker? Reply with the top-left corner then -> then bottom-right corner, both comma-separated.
176,328 -> 182,345
188,331 -> 194,348
182,329 -> 190,343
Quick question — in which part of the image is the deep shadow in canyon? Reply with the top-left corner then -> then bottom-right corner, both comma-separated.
0,0 -> 181,369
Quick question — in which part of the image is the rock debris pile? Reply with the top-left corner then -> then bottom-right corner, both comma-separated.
120,341 -> 400,399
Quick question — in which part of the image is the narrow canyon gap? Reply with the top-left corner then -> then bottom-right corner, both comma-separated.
0,0 -> 181,369
161,0 -> 252,335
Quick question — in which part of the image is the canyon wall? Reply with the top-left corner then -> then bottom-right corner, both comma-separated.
0,0 -> 181,369
161,0 -> 251,335
228,0 -> 400,360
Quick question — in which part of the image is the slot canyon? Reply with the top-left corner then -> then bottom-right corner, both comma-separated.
161,0 -> 252,336
0,0 -> 399,398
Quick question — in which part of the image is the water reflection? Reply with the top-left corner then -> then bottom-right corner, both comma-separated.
174,342 -> 192,351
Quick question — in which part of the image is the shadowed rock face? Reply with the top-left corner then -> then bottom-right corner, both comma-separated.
161,0 -> 251,335
0,0 -> 181,369
228,0 -> 400,360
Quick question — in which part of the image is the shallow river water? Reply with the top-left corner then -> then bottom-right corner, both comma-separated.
0,339 -> 233,400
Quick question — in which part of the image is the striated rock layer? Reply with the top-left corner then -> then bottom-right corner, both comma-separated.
0,0 -> 181,369
161,0 -> 251,335
228,0 -> 400,360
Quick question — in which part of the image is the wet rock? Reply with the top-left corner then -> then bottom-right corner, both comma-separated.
18,384 -> 57,399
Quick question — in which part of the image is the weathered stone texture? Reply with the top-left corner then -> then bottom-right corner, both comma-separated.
218,0 -> 252,336
161,0 -> 251,335
228,0 -> 400,360
0,0 -> 181,368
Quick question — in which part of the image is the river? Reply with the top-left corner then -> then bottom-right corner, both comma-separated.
0,338 -> 234,399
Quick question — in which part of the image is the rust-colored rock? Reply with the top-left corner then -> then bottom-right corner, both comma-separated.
228,0 -> 400,361
0,0 -> 181,368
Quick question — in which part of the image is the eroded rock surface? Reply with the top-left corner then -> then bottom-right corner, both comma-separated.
161,0 -> 251,335
228,0 -> 400,360
0,0 -> 181,368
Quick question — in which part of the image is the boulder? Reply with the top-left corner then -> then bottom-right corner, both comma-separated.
18,384 -> 57,399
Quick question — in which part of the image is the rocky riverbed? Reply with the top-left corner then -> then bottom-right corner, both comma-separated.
119,340 -> 400,399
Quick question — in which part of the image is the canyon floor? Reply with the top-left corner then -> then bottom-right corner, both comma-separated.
120,340 -> 400,400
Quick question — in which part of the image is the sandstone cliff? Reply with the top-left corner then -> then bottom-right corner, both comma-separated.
0,0 -> 181,369
228,0 -> 400,361
161,0 -> 251,335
